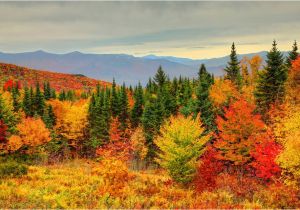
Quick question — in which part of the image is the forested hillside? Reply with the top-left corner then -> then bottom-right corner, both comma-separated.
0,41 -> 300,208
0,63 -> 110,91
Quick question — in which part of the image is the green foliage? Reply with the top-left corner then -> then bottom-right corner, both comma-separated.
0,161 -> 28,178
0,94 -> 18,133
286,40 -> 299,68
255,40 -> 287,113
131,82 -> 144,128
224,43 -> 242,88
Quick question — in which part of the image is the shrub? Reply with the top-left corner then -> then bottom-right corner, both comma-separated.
0,161 -> 28,178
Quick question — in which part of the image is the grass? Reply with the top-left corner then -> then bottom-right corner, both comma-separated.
0,159 -> 297,209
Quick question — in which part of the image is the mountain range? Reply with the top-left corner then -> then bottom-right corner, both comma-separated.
0,50 -> 273,85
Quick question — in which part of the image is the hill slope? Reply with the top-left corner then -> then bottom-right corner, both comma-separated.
0,63 -> 110,91
0,50 -> 280,85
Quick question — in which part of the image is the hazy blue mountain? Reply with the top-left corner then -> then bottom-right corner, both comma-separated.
0,50 -> 286,85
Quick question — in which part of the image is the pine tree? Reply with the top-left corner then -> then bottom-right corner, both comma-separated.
286,40 -> 299,68
34,82 -> 45,116
51,89 -> 56,99
142,96 -> 164,160
42,104 -> 56,129
59,90 -> 66,101
44,81 -> 51,100
111,78 -> 120,117
23,86 -> 32,117
157,84 -> 177,118
154,66 -> 167,88
131,82 -> 144,128
255,40 -> 288,113
195,64 -> 215,131
11,85 -> 20,112
224,43 -> 242,87
118,83 -> 130,132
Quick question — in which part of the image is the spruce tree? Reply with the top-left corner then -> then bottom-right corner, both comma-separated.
286,40 -> 299,68
59,90 -> 66,101
141,96 -> 164,160
111,78 -> 120,117
44,81 -> 51,100
255,40 -> 287,113
34,82 -> 45,116
11,85 -> 20,112
131,82 -> 144,128
195,64 -> 215,131
224,42 -> 242,87
23,86 -> 32,117
118,83 -> 129,132
154,66 -> 167,88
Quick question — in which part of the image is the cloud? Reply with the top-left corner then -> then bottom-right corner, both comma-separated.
0,1 -> 299,58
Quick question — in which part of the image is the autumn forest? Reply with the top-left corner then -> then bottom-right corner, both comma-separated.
0,39 -> 300,208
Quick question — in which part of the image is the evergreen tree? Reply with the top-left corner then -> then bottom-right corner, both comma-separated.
154,66 -> 167,88
195,64 -> 215,131
157,84 -> 177,118
23,86 -> 32,117
255,40 -> 287,113
59,90 -> 66,101
11,85 -> 20,112
44,81 -> 51,100
131,82 -> 144,128
118,83 -> 130,131
34,82 -> 45,116
286,40 -> 299,68
111,78 -> 120,117
224,43 -> 242,87
42,105 -> 56,129
141,96 -> 164,160
51,89 -> 56,99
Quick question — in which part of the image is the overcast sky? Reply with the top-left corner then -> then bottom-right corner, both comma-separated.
0,1 -> 300,59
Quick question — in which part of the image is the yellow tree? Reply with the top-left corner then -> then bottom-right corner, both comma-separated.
154,115 -> 210,184
8,117 -> 51,153
50,99 -> 88,150
248,55 -> 263,83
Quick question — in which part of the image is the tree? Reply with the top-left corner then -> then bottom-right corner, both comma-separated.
240,56 -> 250,85
42,104 -> 56,129
250,135 -> 282,181
118,83 -> 130,132
214,98 -> 267,168
154,65 -> 167,88
131,82 -> 144,128
249,55 -> 263,83
34,82 -> 45,116
96,117 -> 132,161
23,86 -> 33,117
111,78 -> 120,117
130,126 -> 148,168
44,81 -> 51,100
141,96 -> 164,159
255,40 -> 287,113
286,40 -> 299,68
0,120 -> 7,143
8,117 -> 51,153
195,64 -> 215,131
224,43 -> 242,88
0,93 -> 18,133
154,115 -> 210,184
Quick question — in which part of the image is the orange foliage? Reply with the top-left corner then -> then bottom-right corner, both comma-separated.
96,117 -> 132,161
214,98 -> 266,166
0,63 -> 110,91
8,117 -> 51,152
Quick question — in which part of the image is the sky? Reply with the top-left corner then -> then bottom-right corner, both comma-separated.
0,1 -> 300,59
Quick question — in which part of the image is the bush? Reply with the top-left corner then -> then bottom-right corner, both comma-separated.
0,161 -> 28,178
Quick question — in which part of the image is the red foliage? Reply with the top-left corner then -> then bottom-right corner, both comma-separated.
250,132 -> 282,181
96,117 -> 132,161
0,63 -> 110,91
213,98 -> 266,166
194,146 -> 225,192
3,79 -> 21,91
0,120 -> 7,142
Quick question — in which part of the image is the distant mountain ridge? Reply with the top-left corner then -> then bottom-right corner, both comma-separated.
0,50 -> 282,85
